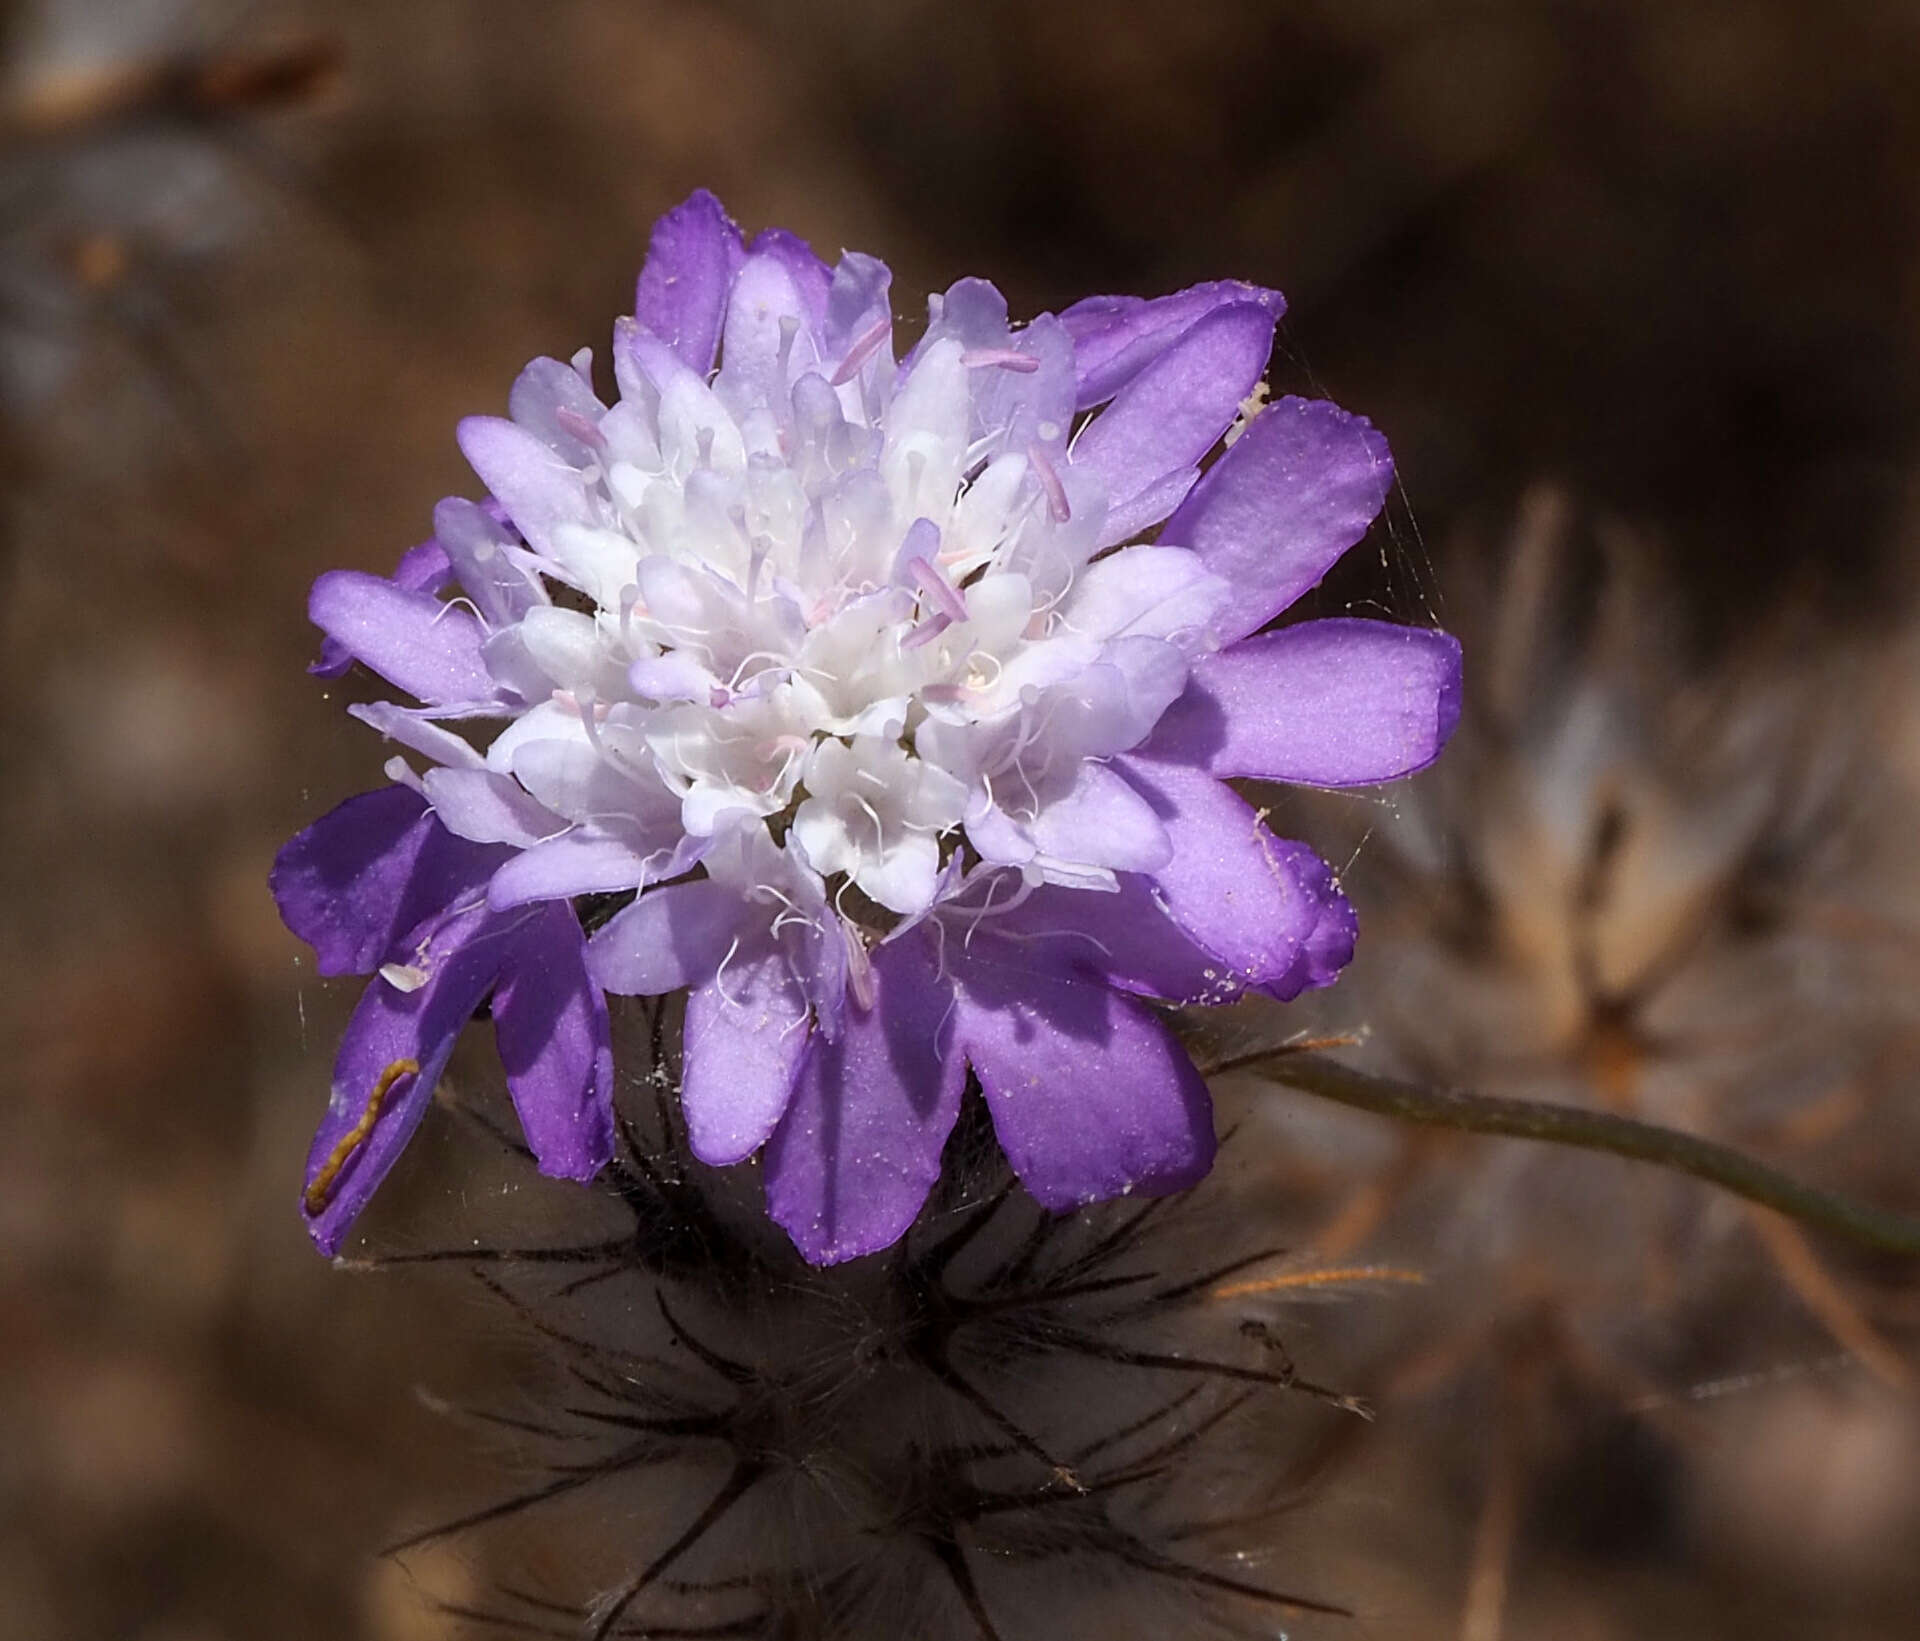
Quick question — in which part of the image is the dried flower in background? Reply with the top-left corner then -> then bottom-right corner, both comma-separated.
1260,485 -> 1920,1639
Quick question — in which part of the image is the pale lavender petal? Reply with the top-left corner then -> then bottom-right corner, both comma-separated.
507,355 -> 607,464
634,189 -> 746,375
764,930 -> 965,1264
974,311 -> 1076,459
822,251 -> 894,409
433,496 -> 547,628
1060,280 -> 1286,408
1149,619 -> 1464,786
309,570 -> 493,706
824,251 -> 893,358
1029,762 -> 1173,875
312,538 -> 452,678
1159,397 -> 1393,643
1051,636 -> 1191,760
486,831 -> 656,909
1113,753 -> 1327,990
300,900 -> 506,1254
1068,300 -> 1275,538
421,767 -> 561,848
949,940 -> 1216,1211
718,252 -> 812,409
270,786 -> 500,976
628,652 -> 717,702
749,227 -> 832,345
346,702 -> 488,768
456,415 -> 594,557
1062,546 -> 1232,647
681,947 -> 810,1166
586,878 -> 744,995
490,902 -> 615,1181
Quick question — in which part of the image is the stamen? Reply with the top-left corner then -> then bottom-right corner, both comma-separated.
304,1058 -> 420,1216
853,795 -> 887,853
829,313 -> 890,386
907,555 -> 970,624
902,613 -> 954,650
961,347 -> 1040,374
843,918 -> 875,1011
432,594 -> 487,630
554,406 -> 608,453
1029,443 -> 1071,523
774,313 -> 800,389
711,936 -> 746,1009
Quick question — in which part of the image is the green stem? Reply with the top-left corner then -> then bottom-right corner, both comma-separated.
1215,1051 -> 1920,1260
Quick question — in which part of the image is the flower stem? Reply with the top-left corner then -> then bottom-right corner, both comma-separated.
1215,1051 -> 1920,1260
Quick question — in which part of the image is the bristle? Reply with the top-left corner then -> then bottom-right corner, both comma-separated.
362,1041 -> 1367,1640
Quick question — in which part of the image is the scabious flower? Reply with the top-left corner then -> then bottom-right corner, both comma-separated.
274,189 -> 1461,1260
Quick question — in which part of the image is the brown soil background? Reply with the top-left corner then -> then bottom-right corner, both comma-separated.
4,3 -> 1918,1637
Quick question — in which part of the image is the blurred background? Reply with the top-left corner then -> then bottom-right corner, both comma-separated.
3,1 -> 1918,1637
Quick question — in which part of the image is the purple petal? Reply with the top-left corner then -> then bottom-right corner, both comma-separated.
949,935 -> 1216,1211
1060,280 -> 1285,409
1257,839 -> 1358,1001
456,416 -> 594,558
1095,466 -> 1201,552
634,189 -> 746,375
308,570 -> 494,707
1159,397 -> 1393,644
1149,619 -> 1464,786
681,947 -> 810,1166
311,538 -> 453,678
1112,753 -> 1332,991
1068,301 -> 1276,541
299,899 -> 508,1254
977,875 -> 1240,1006
586,878 -> 744,995
490,902 -> 615,1182
764,930 -> 965,1264
271,787 -> 500,976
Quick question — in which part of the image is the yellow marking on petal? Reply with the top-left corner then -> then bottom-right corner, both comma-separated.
1211,1264 -> 1426,1301
303,1058 -> 421,1216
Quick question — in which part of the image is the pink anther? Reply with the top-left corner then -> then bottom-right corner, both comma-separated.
960,347 -> 1040,374
907,555 -> 969,624
829,314 -> 891,387
1029,443 -> 1071,523
902,613 -> 955,651
553,406 -> 607,452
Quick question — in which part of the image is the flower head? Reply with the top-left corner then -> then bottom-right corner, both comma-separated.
276,189 -> 1461,1260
